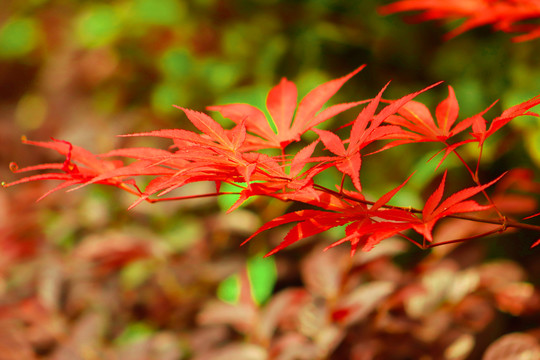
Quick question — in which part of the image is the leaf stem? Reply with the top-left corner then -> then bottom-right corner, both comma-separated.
426,226 -> 504,248
312,183 -> 540,232
446,142 -> 505,219
145,191 -> 240,203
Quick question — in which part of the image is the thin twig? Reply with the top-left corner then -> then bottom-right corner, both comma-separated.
146,191 -> 240,203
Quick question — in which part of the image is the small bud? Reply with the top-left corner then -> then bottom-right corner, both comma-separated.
9,162 -> 19,172
1,182 -> 6,188
21,135 -> 27,142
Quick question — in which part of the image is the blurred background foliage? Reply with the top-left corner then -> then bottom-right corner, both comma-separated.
1,0 -> 540,359
2,0 -> 540,197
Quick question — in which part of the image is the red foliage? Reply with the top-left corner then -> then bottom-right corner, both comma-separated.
3,66 -> 540,255
380,0 -> 540,42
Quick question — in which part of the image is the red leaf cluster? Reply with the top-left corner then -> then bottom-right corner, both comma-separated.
3,66 -> 540,255
380,0 -> 540,42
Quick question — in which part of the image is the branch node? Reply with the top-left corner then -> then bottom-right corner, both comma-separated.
500,216 -> 508,233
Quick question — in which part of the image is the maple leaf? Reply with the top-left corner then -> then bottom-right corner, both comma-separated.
315,81 -> 442,191
328,220 -> 415,255
325,173 -> 417,254
412,170 -> 505,242
224,142 -> 333,214
2,138 -> 139,200
245,174 -> 419,257
381,85 -> 480,170
243,208 -> 368,257
524,212 -> 540,220
208,65 -> 367,150
108,109 -> 265,207
470,95 -> 540,147
380,0 -> 540,42
385,85 -> 473,144
6,68 -> 538,257
172,106 -> 246,153
112,114 -> 325,210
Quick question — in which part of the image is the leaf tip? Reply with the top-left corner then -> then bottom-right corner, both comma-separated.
127,198 -> 146,211
9,162 -> 19,172
240,233 -> 255,247
523,212 -> 540,220
350,64 -> 367,77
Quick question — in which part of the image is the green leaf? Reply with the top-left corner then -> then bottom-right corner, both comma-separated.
76,6 -> 121,48
120,260 -> 154,290
201,60 -> 241,93
151,82 -> 189,114
525,128 -> 540,167
132,0 -> 186,25
217,274 -> 240,304
160,48 -> 193,79
0,18 -> 38,58
216,253 -> 277,306
114,322 -> 154,345
247,252 -> 277,305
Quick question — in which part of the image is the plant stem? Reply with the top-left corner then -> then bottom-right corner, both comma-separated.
146,191 -> 240,203
426,226 -> 504,248
312,183 -> 540,232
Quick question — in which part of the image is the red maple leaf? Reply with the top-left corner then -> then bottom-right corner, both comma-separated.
385,85 -> 473,144
244,173 -> 418,256
411,170 -> 505,242
470,95 -> 540,147
325,173 -> 418,254
380,0 -> 540,42
3,138 -> 141,200
208,65 -> 367,150
5,67 -> 538,256
93,107 -> 328,210
315,81 -> 441,191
